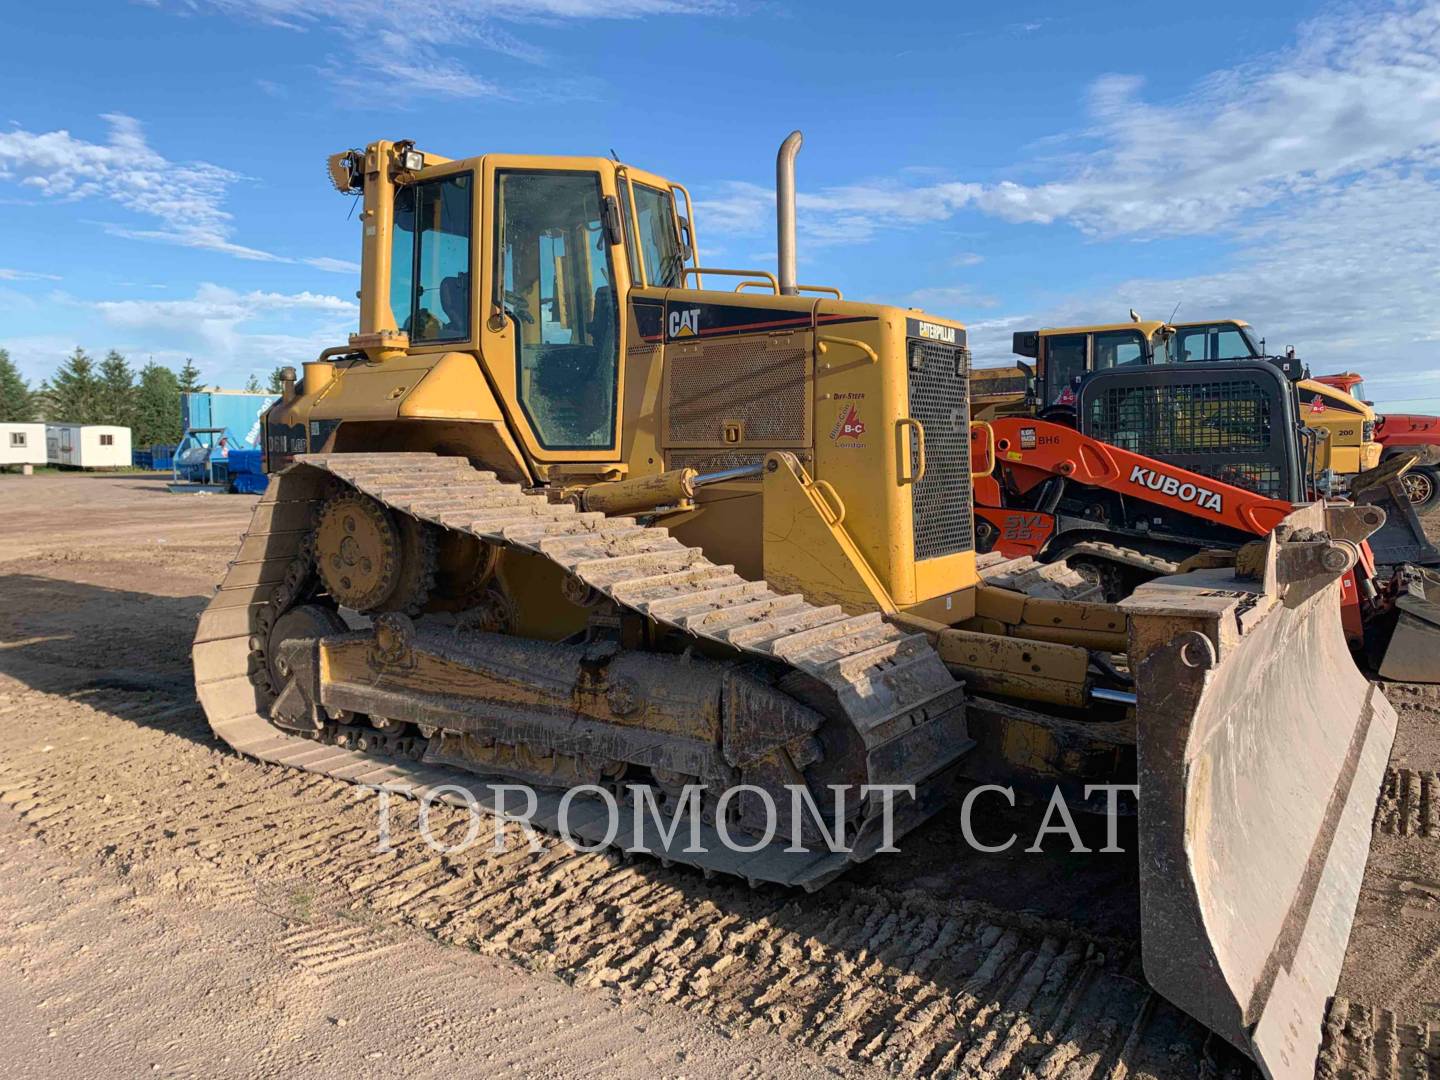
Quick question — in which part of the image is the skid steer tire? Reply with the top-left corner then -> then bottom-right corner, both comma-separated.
1403,464 -> 1440,512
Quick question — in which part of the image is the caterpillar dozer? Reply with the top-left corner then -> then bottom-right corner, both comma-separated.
193,133 -> 1396,1078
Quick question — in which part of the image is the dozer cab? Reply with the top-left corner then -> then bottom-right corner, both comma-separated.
193,133 -> 1396,1078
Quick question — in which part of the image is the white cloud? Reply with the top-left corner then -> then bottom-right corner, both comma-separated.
0,114 -> 271,260
0,268 -> 60,281
711,0 -> 1440,404
168,0 -> 726,98
699,177 -> 980,246
67,283 -> 360,381
961,3 -> 1440,237
94,283 -> 354,328
0,114 -> 352,269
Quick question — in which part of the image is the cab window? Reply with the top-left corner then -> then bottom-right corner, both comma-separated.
632,184 -> 683,287
1093,330 -> 1146,369
497,170 -> 619,450
616,179 -> 643,284
1044,334 -> 1087,404
1175,324 -> 1255,362
391,174 -> 472,343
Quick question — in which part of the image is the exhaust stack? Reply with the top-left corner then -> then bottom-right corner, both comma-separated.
776,130 -> 802,296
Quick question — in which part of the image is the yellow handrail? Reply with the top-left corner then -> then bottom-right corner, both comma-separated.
682,267 -> 780,291
817,335 -> 879,364
896,418 -> 926,485
970,420 -> 996,479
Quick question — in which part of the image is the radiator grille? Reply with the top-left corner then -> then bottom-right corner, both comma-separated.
666,339 -> 808,444
908,340 -> 974,560
1085,378 -> 1283,498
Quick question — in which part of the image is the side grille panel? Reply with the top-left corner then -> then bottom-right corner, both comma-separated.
908,340 -> 974,560
665,337 -> 810,446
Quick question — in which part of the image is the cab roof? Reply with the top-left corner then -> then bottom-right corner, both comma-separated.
1037,320 -> 1170,337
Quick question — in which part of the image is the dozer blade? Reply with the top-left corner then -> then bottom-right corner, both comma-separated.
1349,454 -> 1440,567
1121,503 -> 1397,1079
1378,564 -> 1440,682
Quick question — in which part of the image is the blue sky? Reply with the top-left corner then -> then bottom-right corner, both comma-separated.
3,0 -> 1439,412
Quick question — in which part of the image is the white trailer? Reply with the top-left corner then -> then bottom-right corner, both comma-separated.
45,424 -> 132,469
1,423 -> 47,467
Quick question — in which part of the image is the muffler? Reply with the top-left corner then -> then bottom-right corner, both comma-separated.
776,130 -> 802,296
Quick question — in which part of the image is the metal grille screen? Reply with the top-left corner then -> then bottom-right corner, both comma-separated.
667,340 -> 808,444
909,340 -> 974,560
1083,377 -> 1286,498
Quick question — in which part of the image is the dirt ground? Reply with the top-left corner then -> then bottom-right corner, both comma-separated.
1,473 -> 1438,1078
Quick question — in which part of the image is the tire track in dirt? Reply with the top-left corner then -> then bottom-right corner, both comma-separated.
2,674 -> 1430,1078
1377,768 -> 1440,838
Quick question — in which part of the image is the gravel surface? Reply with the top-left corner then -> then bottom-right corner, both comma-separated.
1,473 -> 1437,1078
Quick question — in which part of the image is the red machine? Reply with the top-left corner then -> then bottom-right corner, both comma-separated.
1314,372 -> 1440,506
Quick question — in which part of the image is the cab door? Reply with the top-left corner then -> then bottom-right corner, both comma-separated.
478,157 -> 633,467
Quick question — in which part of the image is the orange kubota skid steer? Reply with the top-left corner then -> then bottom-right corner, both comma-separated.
971,359 -> 1440,682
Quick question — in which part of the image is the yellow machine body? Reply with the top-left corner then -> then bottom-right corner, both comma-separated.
270,140 -> 979,620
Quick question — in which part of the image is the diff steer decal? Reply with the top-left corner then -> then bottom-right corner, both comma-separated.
631,299 -> 876,344
1128,465 -> 1224,513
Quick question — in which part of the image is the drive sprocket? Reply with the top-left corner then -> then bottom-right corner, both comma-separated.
314,491 -> 436,614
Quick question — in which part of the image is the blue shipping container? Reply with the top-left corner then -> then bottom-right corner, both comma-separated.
181,392 -> 278,450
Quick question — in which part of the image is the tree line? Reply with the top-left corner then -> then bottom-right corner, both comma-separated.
0,348 -> 286,449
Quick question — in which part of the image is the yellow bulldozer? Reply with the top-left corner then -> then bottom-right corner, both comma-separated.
193,133 -> 1396,1078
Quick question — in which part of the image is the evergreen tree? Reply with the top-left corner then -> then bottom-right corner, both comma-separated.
97,349 -> 135,427
0,348 -> 34,422
243,373 -> 262,393
30,380 -> 56,422
132,363 -> 182,448
267,366 -> 289,394
49,347 -> 102,424
177,357 -> 202,393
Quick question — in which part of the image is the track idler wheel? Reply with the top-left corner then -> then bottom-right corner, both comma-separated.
315,491 -> 436,614
260,603 -> 347,701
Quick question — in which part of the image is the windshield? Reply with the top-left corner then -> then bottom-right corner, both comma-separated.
1174,322 -> 1259,362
